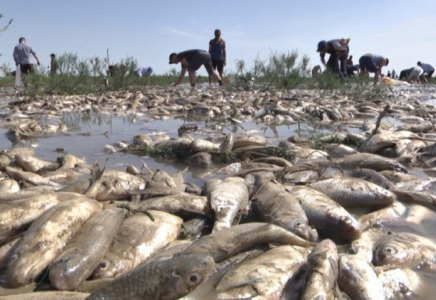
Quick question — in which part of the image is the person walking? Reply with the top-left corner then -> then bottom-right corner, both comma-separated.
209,29 -> 226,84
317,38 -> 350,80
169,49 -> 222,87
50,53 -> 58,76
13,37 -> 41,75
358,53 -> 389,85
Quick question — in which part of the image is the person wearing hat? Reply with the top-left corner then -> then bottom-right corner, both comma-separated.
50,53 -> 58,76
169,49 -> 223,87
358,54 -> 389,85
316,38 -> 350,80
135,65 -> 153,77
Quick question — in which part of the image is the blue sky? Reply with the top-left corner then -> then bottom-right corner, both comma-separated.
1,0 -> 436,76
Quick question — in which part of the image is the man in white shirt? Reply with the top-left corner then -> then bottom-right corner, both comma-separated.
135,66 -> 153,77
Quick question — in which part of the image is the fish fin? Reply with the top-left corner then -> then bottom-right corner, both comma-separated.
140,158 -> 155,175
85,158 -> 108,198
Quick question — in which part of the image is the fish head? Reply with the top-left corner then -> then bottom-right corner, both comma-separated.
338,215 -> 361,240
91,253 -> 124,279
374,238 -> 410,267
286,219 -> 312,241
169,254 -> 215,293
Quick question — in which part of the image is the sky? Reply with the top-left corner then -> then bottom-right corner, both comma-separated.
1,0 -> 436,77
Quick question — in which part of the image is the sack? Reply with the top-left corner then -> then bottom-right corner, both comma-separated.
15,66 -> 23,87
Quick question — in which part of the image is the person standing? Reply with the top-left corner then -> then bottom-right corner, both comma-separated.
317,38 -> 350,80
417,61 -> 434,80
209,29 -> 226,84
13,37 -> 41,75
50,53 -> 58,76
169,49 -> 222,87
135,66 -> 153,77
358,54 -> 389,85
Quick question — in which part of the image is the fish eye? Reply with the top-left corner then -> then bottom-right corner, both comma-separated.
189,274 -> 199,282
99,262 -> 108,269
11,254 -> 18,261
294,221 -> 303,228
383,247 -> 397,254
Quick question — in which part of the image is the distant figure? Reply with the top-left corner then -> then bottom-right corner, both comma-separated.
50,53 -> 58,76
392,69 -> 397,79
312,65 -> 322,77
399,68 -> 411,81
417,61 -> 434,80
347,55 -> 354,67
387,71 -> 391,78
209,29 -> 226,84
135,66 -> 153,77
358,54 -> 389,84
407,66 -> 424,83
107,64 -> 126,77
169,49 -> 222,87
317,38 -> 350,80
13,37 -> 41,75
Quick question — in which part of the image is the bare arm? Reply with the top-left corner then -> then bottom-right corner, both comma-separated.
208,41 -> 212,55
320,53 -> 326,66
223,41 -> 227,66
174,68 -> 187,86
33,54 -> 41,66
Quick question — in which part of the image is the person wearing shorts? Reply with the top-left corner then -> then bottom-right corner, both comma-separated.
209,29 -> 226,84
317,38 -> 350,80
13,37 -> 41,75
169,49 -> 222,87
359,54 -> 389,85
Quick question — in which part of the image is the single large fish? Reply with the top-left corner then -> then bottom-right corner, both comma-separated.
334,152 -> 407,172
290,186 -> 361,241
91,210 -> 182,279
14,154 -> 58,173
374,232 -> 436,269
205,177 -> 249,232
252,180 -> 314,241
358,201 -> 407,231
49,208 -> 126,291
338,254 -> 385,300
87,254 -> 214,300
6,198 -> 102,287
178,223 -> 314,263
301,239 -> 338,300
216,246 -> 305,299
309,177 -> 395,208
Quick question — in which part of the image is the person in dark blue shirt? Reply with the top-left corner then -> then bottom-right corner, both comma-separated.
209,29 -> 226,84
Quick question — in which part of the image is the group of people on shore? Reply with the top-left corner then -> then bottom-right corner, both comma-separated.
11,34 -> 434,87
316,38 -> 434,84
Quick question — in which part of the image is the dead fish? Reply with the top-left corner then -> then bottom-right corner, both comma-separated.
360,130 -> 422,153
405,204 -> 436,224
94,170 -> 146,201
301,239 -> 338,300
57,154 -> 86,169
6,198 -> 102,287
338,254 -> 385,300
154,137 -> 193,152
358,201 -> 407,231
252,156 -> 293,167
49,209 -> 126,291
205,177 -> 249,232
394,177 -> 436,192
186,152 -> 212,167
178,223 -> 314,263
216,246 -> 305,299
191,139 -> 219,153
0,179 -> 20,194
334,152 -> 408,172
127,193 -> 212,219
290,186 -> 361,241
283,170 -> 318,184
87,254 -> 214,300
0,192 -> 86,243
324,143 -> 358,157
42,169 -> 79,185
350,227 -> 386,263
374,232 -> 436,269
392,190 -> 436,209
1,291 -> 89,299
379,268 -> 422,299
232,135 -> 267,150
91,211 -> 182,279
0,237 -> 20,270
380,170 -> 421,183
219,134 -> 234,152
309,177 -> 395,208
14,154 -> 58,173
252,180 -> 313,241
348,168 -> 396,190
4,166 -> 62,187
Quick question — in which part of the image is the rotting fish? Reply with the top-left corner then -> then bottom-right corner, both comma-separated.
127,193 -> 212,219
191,139 -> 219,153
358,201 -> 407,231
216,246 -> 306,299
334,152 -> 408,172
1,291 -> 89,299
178,223 -> 314,263
350,227 -> 386,263
289,186 -> 361,241
379,268 -> 422,300
301,239 -> 338,300
392,190 -> 436,209
405,204 -> 436,224
4,166 -> 62,187
374,232 -> 436,269
49,208 -> 126,291
251,179 -> 314,241
218,133 -> 234,152
338,254 -> 385,300
309,177 -> 395,208
91,210 -> 182,279
87,254 -> 214,300
14,154 -> 58,174
205,177 -> 249,232
232,135 -> 268,150
283,170 -> 319,184
185,152 -> 212,167
6,198 -> 102,287
93,170 -> 146,201
348,168 -> 396,190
